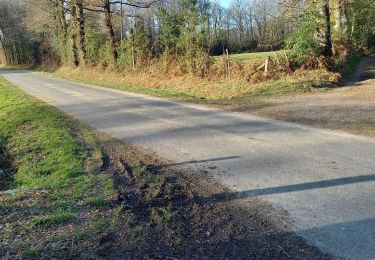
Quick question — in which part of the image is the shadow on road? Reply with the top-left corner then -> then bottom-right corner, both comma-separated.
161,156 -> 240,167
202,174 -> 375,203
297,217 -> 375,259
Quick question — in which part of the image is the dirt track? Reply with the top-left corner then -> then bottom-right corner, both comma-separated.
227,55 -> 375,138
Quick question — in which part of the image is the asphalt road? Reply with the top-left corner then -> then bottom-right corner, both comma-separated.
2,70 -> 375,259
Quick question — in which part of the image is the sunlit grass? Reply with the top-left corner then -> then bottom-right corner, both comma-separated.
30,211 -> 76,228
0,77 -> 92,189
212,51 -> 277,63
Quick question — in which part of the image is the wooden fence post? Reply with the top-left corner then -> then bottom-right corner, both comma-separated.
226,49 -> 230,79
264,56 -> 271,76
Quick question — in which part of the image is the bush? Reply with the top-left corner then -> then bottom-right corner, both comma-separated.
286,7 -> 321,67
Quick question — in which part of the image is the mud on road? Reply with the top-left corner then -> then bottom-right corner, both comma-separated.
95,131 -> 330,259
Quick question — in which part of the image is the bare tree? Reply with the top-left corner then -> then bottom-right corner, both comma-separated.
229,0 -> 246,50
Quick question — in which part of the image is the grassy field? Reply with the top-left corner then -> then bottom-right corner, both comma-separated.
213,51 -> 277,63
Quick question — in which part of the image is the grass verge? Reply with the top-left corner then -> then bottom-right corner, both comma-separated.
0,76 -> 118,258
0,77 -> 99,189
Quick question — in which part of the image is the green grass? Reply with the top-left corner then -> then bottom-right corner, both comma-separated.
341,53 -> 365,80
368,69 -> 375,76
83,196 -> 110,208
213,51 -> 277,63
0,76 -> 119,258
30,211 -> 75,228
133,165 -> 148,180
0,76 -> 94,189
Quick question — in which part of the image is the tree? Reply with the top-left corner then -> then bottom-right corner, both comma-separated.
70,3 -> 80,66
76,0 -> 88,64
333,0 -> 349,36
318,0 -> 333,56
2,0 -> 374,72
103,0 -> 119,63
229,0 -> 246,50
0,0 -> 38,65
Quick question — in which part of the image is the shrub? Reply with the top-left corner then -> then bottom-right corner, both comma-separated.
286,7 -> 321,67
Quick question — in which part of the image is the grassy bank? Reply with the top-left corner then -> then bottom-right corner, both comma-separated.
39,65 -> 337,101
0,76 -> 328,258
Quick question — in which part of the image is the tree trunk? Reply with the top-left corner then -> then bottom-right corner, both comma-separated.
52,0 -> 61,34
334,0 -> 349,35
76,0 -> 87,64
58,0 -> 68,44
319,0 -> 333,56
52,0 -> 67,44
350,14 -> 356,42
131,30 -> 136,70
2,44 -> 10,65
71,4 -> 79,66
103,0 -> 118,63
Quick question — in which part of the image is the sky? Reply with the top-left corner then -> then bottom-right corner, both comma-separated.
219,0 -> 231,8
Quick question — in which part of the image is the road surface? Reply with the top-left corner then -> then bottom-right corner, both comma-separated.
1,70 -> 375,259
